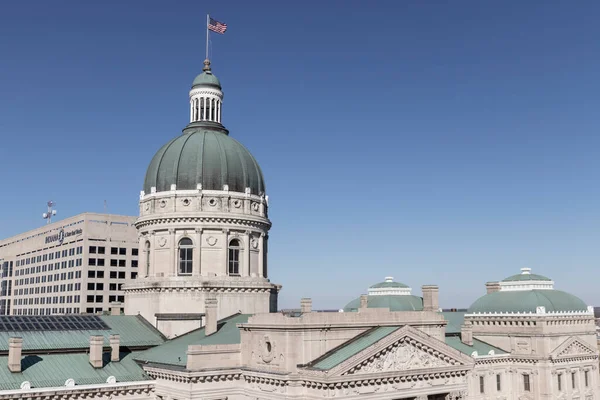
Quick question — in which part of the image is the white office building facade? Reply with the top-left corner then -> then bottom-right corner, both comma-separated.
0,213 -> 139,316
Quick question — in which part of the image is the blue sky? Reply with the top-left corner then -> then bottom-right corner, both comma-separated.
1,1 -> 599,309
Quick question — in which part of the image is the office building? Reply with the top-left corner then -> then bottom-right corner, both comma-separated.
0,213 -> 139,316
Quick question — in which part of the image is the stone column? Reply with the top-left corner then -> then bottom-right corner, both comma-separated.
193,228 -> 202,277
202,97 -> 206,120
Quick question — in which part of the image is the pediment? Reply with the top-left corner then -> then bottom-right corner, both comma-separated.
551,337 -> 597,359
324,325 -> 474,377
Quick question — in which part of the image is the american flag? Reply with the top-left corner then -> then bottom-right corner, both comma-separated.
208,17 -> 227,34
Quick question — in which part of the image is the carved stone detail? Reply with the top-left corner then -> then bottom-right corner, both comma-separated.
351,340 -> 447,374
206,236 -> 218,246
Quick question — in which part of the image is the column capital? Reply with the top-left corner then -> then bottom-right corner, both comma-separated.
195,228 -> 203,234
168,228 -> 175,234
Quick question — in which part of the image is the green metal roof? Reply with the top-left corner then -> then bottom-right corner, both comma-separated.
144,127 -> 265,195
192,71 -> 221,89
343,295 -> 423,312
441,311 -> 466,334
0,315 -> 165,352
0,351 -> 149,390
370,281 -> 409,289
445,336 -> 506,356
309,326 -> 400,371
134,313 -> 250,368
502,273 -> 551,282
468,290 -> 588,314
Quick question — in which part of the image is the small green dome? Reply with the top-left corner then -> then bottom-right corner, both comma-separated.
192,71 -> 221,89
343,295 -> 423,312
144,124 -> 265,195
468,290 -> 587,314
370,277 -> 409,289
502,273 -> 551,282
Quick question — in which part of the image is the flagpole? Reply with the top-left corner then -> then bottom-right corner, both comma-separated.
206,14 -> 210,60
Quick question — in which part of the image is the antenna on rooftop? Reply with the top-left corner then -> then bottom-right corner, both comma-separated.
42,201 -> 57,224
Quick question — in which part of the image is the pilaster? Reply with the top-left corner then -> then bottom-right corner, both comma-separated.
169,228 -> 176,277
193,228 -> 202,277
245,230 -> 251,277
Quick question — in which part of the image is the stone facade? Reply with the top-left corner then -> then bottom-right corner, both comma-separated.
123,187 -> 280,338
141,297 -> 599,400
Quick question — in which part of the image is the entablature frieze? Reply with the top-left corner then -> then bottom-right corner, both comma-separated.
146,366 -> 243,384
0,383 -> 154,400
135,215 -> 271,231
124,285 -> 279,295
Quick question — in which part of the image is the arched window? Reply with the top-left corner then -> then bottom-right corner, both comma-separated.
228,239 -> 241,275
144,241 -> 151,276
178,238 -> 193,275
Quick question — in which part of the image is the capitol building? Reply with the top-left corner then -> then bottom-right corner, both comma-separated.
0,59 -> 597,400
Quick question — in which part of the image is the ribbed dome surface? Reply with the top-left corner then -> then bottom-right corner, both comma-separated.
502,273 -> 551,282
144,127 -> 265,195
468,290 -> 587,314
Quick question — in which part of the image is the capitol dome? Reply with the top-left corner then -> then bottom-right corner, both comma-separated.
343,277 -> 424,312
467,268 -> 588,314
143,125 -> 265,195
143,59 -> 265,196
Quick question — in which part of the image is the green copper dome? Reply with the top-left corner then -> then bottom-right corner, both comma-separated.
370,280 -> 409,289
468,290 -> 588,314
468,268 -> 587,314
343,295 -> 423,312
144,124 -> 265,195
343,277 -> 422,312
192,71 -> 221,89
502,273 -> 551,282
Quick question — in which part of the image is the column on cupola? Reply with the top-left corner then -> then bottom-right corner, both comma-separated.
190,100 -> 193,122
193,229 -> 202,276
202,98 -> 206,120
209,98 -> 213,121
